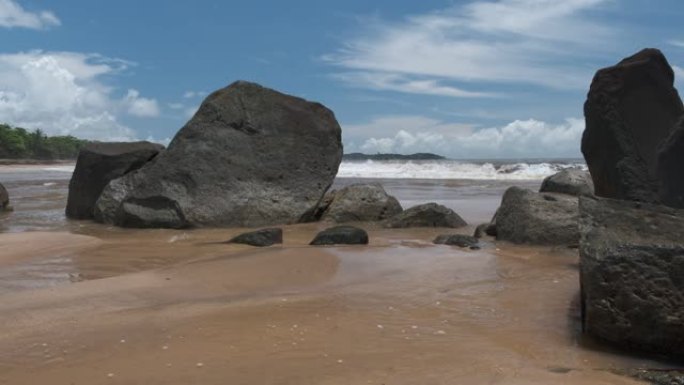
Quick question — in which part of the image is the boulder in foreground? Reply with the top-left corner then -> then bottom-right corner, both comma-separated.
384,203 -> 467,228
95,81 -> 343,228
310,226 -> 368,245
539,169 -> 594,197
66,141 -> 163,219
227,228 -> 283,247
320,183 -> 402,223
579,196 -> 684,358
494,187 -> 579,245
582,48 -> 684,203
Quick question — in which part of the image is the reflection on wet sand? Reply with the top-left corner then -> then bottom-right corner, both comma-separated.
0,225 -> 665,385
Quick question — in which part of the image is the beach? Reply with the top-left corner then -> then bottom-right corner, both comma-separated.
0,163 -> 668,384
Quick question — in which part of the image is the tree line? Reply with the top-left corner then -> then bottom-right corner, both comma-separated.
0,124 -> 87,160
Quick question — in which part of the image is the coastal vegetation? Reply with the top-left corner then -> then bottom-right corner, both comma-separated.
0,123 -> 87,160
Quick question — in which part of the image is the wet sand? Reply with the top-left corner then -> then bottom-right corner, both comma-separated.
0,166 -> 672,384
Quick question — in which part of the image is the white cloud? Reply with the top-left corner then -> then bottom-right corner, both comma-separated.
345,115 -> 584,158
0,51 -> 157,141
124,89 -> 160,117
183,90 -> 207,99
168,102 -> 184,110
325,0 -> 612,94
0,0 -> 60,29
333,72 -> 496,98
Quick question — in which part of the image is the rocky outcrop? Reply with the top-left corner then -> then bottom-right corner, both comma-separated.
310,226 -> 369,245
320,183 -> 402,223
383,203 -> 466,228
579,196 -> 684,357
227,228 -> 282,247
657,116 -> 684,208
582,48 -> 684,204
0,182 -> 9,212
94,81 -> 343,228
66,142 -> 163,219
539,169 -> 594,197
433,234 -> 479,248
494,187 -> 579,245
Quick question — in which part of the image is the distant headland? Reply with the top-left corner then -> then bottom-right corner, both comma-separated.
343,153 -> 446,161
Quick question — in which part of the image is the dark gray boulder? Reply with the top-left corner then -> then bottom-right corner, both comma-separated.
320,183 -> 402,223
582,48 -> 684,203
657,116 -> 684,208
473,223 -> 489,239
310,225 -> 368,245
383,203 -> 466,228
65,141 -> 163,219
94,81 -> 343,228
495,187 -> 579,245
227,228 -> 282,247
540,169 -> 594,196
433,234 -> 479,248
0,182 -> 9,212
579,196 -> 684,358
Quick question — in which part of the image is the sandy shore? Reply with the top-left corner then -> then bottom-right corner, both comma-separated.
0,225 -> 662,385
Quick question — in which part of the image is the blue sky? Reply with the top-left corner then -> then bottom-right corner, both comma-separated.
1,0 -> 683,158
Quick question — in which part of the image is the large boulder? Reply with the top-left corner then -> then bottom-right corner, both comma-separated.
539,169 -> 594,196
94,81 -> 343,228
657,116 -> 684,208
384,203 -> 466,228
0,182 -> 9,212
494,187 -> 579,245
579,196 -> 684,357
320,183 -> 402,223
65,142 -> 163,219
582,48 -> 684,203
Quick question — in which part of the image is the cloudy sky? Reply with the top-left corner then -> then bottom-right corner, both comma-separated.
1,0 -> 683,158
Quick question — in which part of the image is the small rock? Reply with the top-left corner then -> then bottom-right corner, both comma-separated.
383,203 -> 467,228
227,228 -> 283,247
433,234 -> 479,248
320,183 -> 402,223
540,169 -> 594,196
310,226 -> 368,245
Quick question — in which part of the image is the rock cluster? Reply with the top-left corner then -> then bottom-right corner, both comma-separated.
579,48 -> 684,360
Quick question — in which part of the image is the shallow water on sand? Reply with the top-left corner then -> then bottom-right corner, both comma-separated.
0,166 -> 673,384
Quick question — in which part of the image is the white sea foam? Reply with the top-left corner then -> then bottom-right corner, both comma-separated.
41,166 -> 75,173
336,160 -> 586,180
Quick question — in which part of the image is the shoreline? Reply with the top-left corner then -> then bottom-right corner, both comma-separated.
0,159 -> 75,166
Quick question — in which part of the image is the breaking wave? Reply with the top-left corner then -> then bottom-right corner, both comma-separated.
337,159 -> 587,180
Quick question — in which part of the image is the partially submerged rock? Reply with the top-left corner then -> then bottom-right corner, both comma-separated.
433,234 -> 479,248
539,169 -> 594,197
582,48 -> 684,203
95,81 -> 343,228
579,196 -> 684,358
494,187 -> 579,245
0,182 -> 9,212
66,141 -> 163,219
383,203 -> 466,228
310,225 -> 368,245
227,228 -> 283,247
320,183 -> 402,223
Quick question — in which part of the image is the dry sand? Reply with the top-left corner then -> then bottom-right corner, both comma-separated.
0,225 -> 663,385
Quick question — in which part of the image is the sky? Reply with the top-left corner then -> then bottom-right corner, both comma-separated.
1,0 -> 683,159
